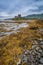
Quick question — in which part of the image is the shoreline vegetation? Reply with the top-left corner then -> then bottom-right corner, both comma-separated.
0,19 -> 43,65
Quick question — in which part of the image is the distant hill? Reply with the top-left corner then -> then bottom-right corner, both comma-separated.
4,14 -> 43,20
25,14 -> 43,20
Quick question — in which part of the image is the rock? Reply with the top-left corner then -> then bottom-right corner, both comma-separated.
40,58 -> 43,64
17,39 -> 43,65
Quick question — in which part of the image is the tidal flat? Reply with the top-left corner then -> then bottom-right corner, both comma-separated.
0,20 -> 43,65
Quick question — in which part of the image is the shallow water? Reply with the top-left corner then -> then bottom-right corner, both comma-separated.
0,22 -> 28,38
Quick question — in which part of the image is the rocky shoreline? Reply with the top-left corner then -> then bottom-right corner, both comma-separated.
17,38 -> 43,65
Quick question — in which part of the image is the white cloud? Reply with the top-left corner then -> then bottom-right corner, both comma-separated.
0,12 -> 14,20
0,12 -> 9,16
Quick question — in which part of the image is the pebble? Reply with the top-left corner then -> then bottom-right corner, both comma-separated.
17,39 -> 43,65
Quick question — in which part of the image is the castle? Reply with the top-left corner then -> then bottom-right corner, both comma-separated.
15,14 -> 21,18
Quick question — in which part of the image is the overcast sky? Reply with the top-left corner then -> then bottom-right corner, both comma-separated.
0,0 -> 43,19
